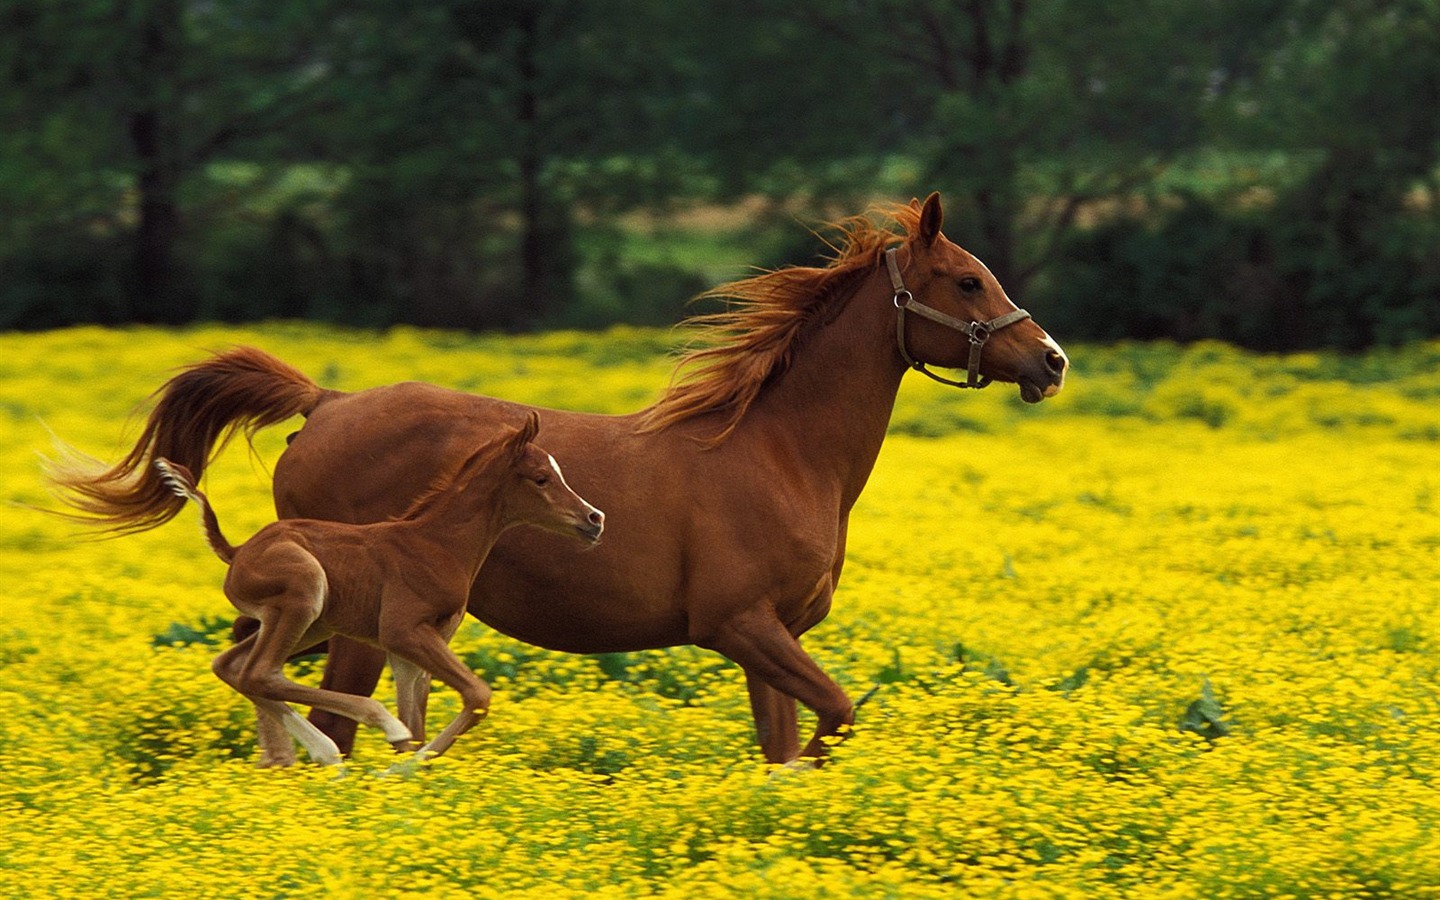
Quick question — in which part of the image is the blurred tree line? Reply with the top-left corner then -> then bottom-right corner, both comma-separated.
2,0 -> 1437,349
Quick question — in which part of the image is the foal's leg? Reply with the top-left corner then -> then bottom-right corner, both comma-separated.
388,654 -> 430,750
225,546 -> 413,760
230,616 -> 328,765
238,610 -> 413,754
307,636 -> 388,757
382,617 -> 491,760
213,635 -> 342,766
703,608 -> 852,764
254,704 -> 299,767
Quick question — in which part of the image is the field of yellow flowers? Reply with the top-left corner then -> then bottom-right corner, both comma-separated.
3,324 -> 1439,898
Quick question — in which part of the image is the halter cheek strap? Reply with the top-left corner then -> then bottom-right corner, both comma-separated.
885,247 -> 1031,389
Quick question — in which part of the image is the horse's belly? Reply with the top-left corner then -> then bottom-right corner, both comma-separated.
466,530 -> 690,655
468,579 -> 690,654
777,576 -> 835,634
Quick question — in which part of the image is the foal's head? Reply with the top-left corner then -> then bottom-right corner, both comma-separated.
443,412 -> 604,545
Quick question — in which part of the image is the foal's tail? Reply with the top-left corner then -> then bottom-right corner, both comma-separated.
153,459 -> 237,564
47,347 -> 327,536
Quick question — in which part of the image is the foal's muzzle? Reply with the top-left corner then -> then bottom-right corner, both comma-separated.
577,508 -> 605,544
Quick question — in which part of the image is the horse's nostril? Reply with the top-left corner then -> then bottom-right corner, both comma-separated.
589,510 -> 605,527
1044,350 -> 1067,376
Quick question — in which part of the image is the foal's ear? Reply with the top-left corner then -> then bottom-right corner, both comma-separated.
520,410 -> 541,444
918,192 -> 943,246
504,411 -> 542,462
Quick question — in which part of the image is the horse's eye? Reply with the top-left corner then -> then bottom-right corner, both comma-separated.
533,474 -> 550,487
959,277 -> 983,293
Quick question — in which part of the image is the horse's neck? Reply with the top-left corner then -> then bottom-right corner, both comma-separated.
744,270 -> 906,511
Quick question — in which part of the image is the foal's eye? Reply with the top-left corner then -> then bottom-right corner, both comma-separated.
959,276 -> 983,293
533,474 -> 550,487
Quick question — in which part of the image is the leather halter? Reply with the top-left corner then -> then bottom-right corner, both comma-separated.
886,247 -> 1032,389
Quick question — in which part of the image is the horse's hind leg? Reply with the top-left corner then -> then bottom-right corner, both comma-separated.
746,675 -> 800,765
238,606 -> 413,755
228,615 -> 328,766
307,636 -> 388,757
253,697 -> 345,766
702,608 -> 852,764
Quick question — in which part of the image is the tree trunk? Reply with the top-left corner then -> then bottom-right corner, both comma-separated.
515,3 -> 545,328
127,0 -> 187,323
130,109 -> 184,323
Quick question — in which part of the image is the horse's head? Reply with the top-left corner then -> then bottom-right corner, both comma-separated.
891,192 -> 1068,403
492,412 -> 605,545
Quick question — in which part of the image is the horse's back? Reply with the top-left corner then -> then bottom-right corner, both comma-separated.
276,382 -> 522,524
274,381 -> 844,653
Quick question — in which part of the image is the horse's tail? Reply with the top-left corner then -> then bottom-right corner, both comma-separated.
153,458 -> 237,564
48,347 -> 327,536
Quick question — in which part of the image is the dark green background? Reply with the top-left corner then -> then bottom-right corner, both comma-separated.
3,0 -> 1437,349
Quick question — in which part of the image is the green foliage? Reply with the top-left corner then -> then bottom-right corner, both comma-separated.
1,1 -> 1436,348
953,643 -> 1014,687
1179,679 -> 1233,741
151,616 -> 233,649
590,648 -> 738,705
1039,184 -> 1440,350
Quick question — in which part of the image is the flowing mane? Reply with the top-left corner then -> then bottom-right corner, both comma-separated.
638,203 -> 921,444
394,414 -> 539,521
393,448 -> 486,522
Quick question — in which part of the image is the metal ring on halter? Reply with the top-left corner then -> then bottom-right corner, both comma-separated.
893,289 -> 913,310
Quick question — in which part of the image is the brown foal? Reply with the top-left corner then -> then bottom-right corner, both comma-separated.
155,412 -> 603,766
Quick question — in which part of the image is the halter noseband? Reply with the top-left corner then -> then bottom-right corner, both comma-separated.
886,247 -> 1032,389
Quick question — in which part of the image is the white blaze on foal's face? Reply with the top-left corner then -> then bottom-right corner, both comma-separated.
548,453 -> 604,541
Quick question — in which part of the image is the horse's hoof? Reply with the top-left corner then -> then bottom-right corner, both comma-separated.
768,757 -> 820,779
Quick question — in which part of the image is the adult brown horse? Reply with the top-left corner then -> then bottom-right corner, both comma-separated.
54,193 -> 1068,764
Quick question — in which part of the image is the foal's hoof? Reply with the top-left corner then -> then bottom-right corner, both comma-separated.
257,745 -> 299,768
307,750 -> 345,768
380,753 -> 432,779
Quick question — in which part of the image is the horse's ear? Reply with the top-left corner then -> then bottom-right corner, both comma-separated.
918,192 -> 943,246
908,197 -> 923,212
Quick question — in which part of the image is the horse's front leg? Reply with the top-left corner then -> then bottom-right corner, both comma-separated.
702,608 -> 852,765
